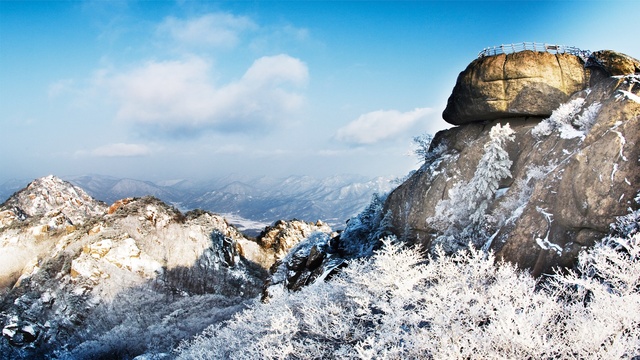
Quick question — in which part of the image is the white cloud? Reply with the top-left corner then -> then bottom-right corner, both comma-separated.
158,13 -> 257,48
243,55 -> 308,87
90,143 -> 152,157
335,107 -> 435,145
97,54 -> 308,133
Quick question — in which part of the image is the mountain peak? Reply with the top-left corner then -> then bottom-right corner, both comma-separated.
1,175 -> 106,226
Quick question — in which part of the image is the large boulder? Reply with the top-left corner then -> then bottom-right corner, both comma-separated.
386,73 -> 640,275
587,50 -> 640,77
443,51 -> 588,125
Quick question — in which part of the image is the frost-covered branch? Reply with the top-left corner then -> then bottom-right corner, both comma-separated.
176,210 -> 640,359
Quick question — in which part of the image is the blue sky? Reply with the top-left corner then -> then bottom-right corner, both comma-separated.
1,1 -> 638,183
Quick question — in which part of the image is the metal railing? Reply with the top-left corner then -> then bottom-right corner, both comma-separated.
478,42 -> 590,60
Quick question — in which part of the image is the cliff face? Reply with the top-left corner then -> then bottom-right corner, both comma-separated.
386,50 -> 640,275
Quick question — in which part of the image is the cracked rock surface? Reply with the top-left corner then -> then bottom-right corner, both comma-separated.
443,51 -> 588,125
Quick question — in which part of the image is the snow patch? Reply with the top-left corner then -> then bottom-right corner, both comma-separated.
609,128 -> 628,161
616,90 -> 640,103
494,187 -> 509,199
220,213 -> 270,234
535,207 -> 562,255
558,125 -> 584,140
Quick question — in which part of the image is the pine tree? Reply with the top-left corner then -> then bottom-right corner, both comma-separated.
429,123 -> 515,250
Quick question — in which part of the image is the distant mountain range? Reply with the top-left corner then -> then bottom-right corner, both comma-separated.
0,174 -> 396,235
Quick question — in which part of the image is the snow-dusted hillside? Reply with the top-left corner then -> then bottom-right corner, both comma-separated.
0,176 -> 335,358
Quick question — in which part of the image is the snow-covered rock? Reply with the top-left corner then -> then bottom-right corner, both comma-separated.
0,175 -> 342,357
1,175 -> 106,226
2,320 -> 40,347
0,191 -> 270,357
386,51 -> 640,275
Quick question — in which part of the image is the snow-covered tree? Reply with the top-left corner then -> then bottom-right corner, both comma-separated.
531,97 -> 601,140
176,220 -> 640,359
411,133 -> 434,162
428,123 -> 515,251
339,193 -> 393,257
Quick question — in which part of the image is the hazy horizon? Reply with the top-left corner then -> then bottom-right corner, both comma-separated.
2,0 -> 638,184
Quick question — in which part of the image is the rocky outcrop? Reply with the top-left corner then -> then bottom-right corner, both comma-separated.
0,185 -> 270,357
386,52 -> 640,276
241,219 -> 335,269
587,50 -> 640,77
443,51 -> 588,125
262,232 -> 345,300
260,197 -> 391,298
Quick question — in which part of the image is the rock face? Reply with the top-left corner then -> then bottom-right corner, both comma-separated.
443,51 -> 588,125
262,232 -> 346,300
243,219 -> 335,269
261,195 -> 391,298
0,192 -> 265,355
386,51 -> 640,276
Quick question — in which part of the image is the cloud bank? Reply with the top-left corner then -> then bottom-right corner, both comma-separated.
97,54 -> 308,133
335,107 -> 434,145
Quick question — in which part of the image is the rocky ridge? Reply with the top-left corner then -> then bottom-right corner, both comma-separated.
0,176 -> 333,357
1,174 -> 395,236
